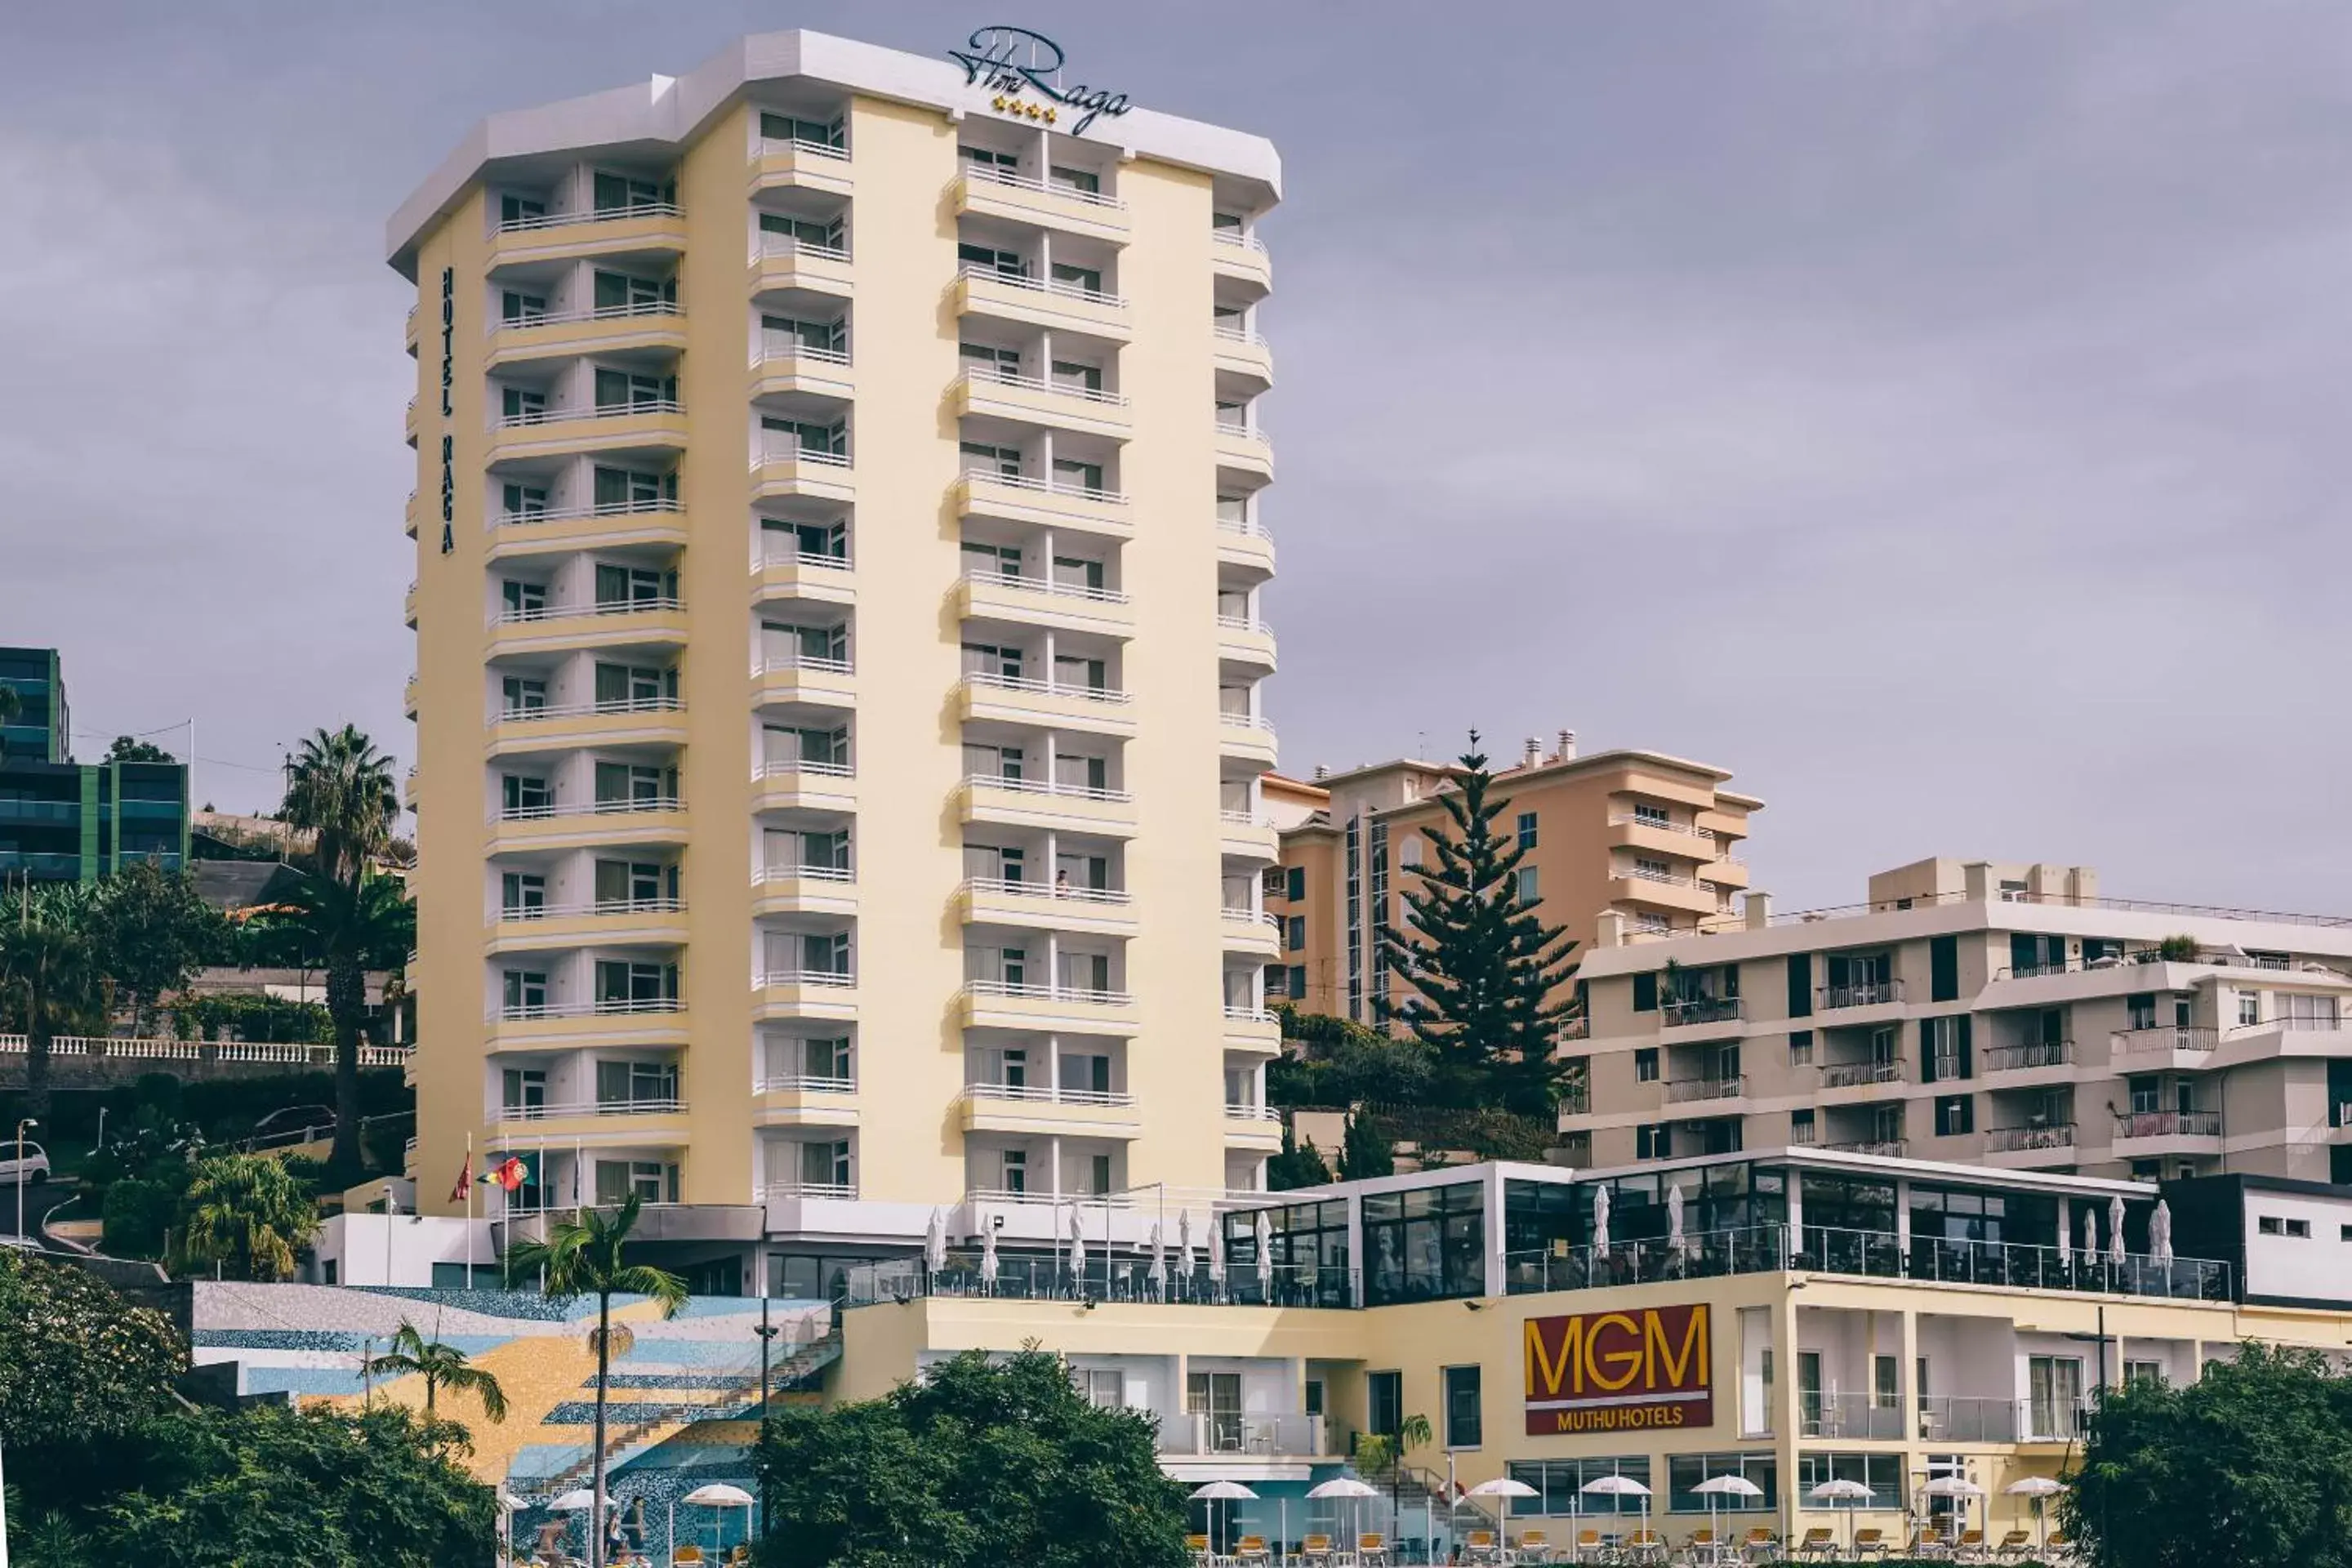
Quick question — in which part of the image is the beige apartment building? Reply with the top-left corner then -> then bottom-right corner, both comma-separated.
1266,735 -> 1761,1023
1568,858 -> 2352,1182
392,27 -> 1287,1290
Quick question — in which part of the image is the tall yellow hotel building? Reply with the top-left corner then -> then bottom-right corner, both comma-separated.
394,27 -> 1286,1293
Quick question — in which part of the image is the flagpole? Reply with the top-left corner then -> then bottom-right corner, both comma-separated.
466,1131 -> 476,1290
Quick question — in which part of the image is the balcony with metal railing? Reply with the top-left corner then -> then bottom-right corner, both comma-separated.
960,670 -> 1136,737
959,566 -> 1134,639
960,771 -> 1136,839
952,261 -> 1130,338
1984,1040 -> 2074,1073
951,163 -> 1130,243
961,1080 -> 1141,1137
954,464 -> 1132,536
954,365 -> 1132,441
492,1097 -> 688,1125
1820,1058 -> 1906,1090
962,978 -> 1139,1036
1665,1074 -> 1747,1106
1661,996 -> 1745,1030
2112,1109 -> 2222,1143
961,875 -> 1138,939
1820,978 -> 1905,1009
1985,1123 -> 2077,1154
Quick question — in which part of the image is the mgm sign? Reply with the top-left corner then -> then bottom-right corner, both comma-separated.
1523,1303 -> 1713,1436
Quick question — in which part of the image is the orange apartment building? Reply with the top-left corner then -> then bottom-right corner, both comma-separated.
1264,732 -> 1761,1024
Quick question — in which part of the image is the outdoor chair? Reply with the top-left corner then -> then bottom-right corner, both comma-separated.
1301,1534 -> 1334,1568
1738,1527 -> 1779,1565
1953,1528 -> 1986,1562
1851,1526 -> 1888,1560
1622,1528 -> 1664,1565
1571,1527 -> 1602,1563
1794,1526 -> 1836,1561
1515,1528 -> 1553,1564
1990,1530 -> 2031,1561
1359,1531 -> 1392,1567
1901,1526 -> 1950,1561
2043,1531 -> 2076,1565
1236,1535 -> 1272,1568
1188,1534 -> 1215,1567
673,1549 -> 705,1568
1465,1530 -> 1502,1565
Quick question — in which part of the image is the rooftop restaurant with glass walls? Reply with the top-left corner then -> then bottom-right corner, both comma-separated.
840,1149 -> 2234,1311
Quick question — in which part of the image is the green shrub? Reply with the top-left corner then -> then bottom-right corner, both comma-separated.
101,1178 -> 180,1258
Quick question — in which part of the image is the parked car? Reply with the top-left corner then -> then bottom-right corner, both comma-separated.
0,1141 -> 51,1185
248,1106 -> 336,1147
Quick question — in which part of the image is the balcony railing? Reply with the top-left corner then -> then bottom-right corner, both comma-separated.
492,696 -> 683,724
1798,1392 -> 1909,1441
957,162 -> 1127,210
1820,979 -> 1904,1009
490,998 -> 682,1022
755,863 -> 854,885
493,596 -> 684,626
964,670 -> 1130,706
761,133 -> 850,162
1609,814 -> 1717,842
960,365 -> 1129,408
754,653 -> 853,678
1212,324 -> 1269,348
496,399 -> 683,430
496,897 -> 685,922
2114,1110 -> 2221,1139
497,201 -> 679,234
1215,514 -> 1272,541
760,1180 -> 858,1201
757,1074 -> 855,1095
966,771 -> 1130,804
1986,1123 -> 2076,1152
842,1251 -> 1358,1311
1219,712 -> 1276,737
1663,996 -> 1744,1027
755,969 -> 856,990
1499,1222 -> 2231,1303
1212,229 -> 1268,253
756,758 -> 853,782
1159,1412 -> 1328,1459
1821,1059 -> 1905,1089
1984,1040 -> 2073,1071
955,261 -> 1126,310
960,465 -> 1129,507
966,979 -> 1134,1008
1213,419 -> 1269,444
1665,1075 -> 1746,1105
753,333 -> 850,367
494,300 -> 682,332
1820,1138 -> 1909,1156
1918,1395 -> 2021,1444
755,231 -> 851,264
493,1098 -> 687,1123
964,566 -> 1130,606
1216,613 -> 1275,637
2115,1025 -> 2219,1054
491,497 -> 682,530
495,796 -> 684,823
966,875 -> 1131,907
965,1082 -> 1135,1108
1225,1103 -> 1281,1122
752,437 -> 851,470
1223,1004 -> 1276,1024
1218,808 -> 1270,826
759,539 -> 853,571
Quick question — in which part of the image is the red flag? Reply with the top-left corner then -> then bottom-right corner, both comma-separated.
488,1156 -> 527,1192
448,1152 -> 473,1205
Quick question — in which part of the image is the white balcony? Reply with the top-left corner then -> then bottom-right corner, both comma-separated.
492,1098 -> 688,1125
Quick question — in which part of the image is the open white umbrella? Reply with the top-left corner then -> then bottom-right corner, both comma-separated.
1178,1209 -> 1198,1299
684,1482 -> 755,1556
1666,1181 -> 1686,1262
1254,1209 -> 1274,1299
549,1489 -> 600,1512
1309,1476 -> 1378,1550
1692,1474 -> 1762,1542
2004,1477 -> 2068,1554
1591,1185 -> 1612,1254
979,1220 -> 1000,1291
1806,1479 -> 1873,1558
2108,1195 -> 2127,1266
2152,1198 -> 2175,1265
1922,1476 -> 1984,1545
1468,1477 -> 1539,1544
1581,1474 -> 1651,1542
1192,1479 -> 1258,1548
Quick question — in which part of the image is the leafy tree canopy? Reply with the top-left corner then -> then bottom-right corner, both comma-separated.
176,1152 -> 321,1281
756,1347 -> 1191,1568
1267,1121 -> 1332,1191
2069,1342 -> 2352,1568
1267,1007 -> 1437,1109
102,736 -> 178,765
0,1253 -> 185,1447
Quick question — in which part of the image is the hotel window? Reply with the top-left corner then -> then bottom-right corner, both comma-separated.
1344,816 -> 1363,1021
1288,965 -> 1307,999
594,368 -> 676,410
1370,822 -> 1392,1014
2259,1216 -> 2283,1236
501,775 -> 551,817
1362,1183 -> 1484,1305
500,677 -> 546,715
1516,866 -> 1539,902
959,440 -> 1022,477
1636,1123 -> 1672,1160
1367,1371 -> 1402,1437
1872,1355 -> 1899,1410
1919,1016 -> 1972,1083
960,144 -> 1020,173
593,465 -> 675,509
1051,261 -> 1104,294
1517,811 -> 1539,849
1633,802 -> 1669,827
501,972 -> 546,1018
1507,1458 -> 1654,1518
2284,993 -> 2343,1028
768,311 -> 847,355
1634,857 -> 1672,882
1078,1369 -> 1123,1409
2027,1357 -> 2084,1440
1665,1455 -> 1775,1515
762,112 -> 844,149
1932,1095 -> 1973,1138
1796,1454 -> 1903,1509
501,290 -> 547,323
2127,992 -> 2157,1031
764,210 -> 845,252
1790,1108 -> 1816,1144
1286,866 -> 1307,901
501,482 -> 549,518
1635,1048 -> 1659,1083
2123,1361 -> 2164,1387
761,414 -> 845,457
592,171 -> 672,211
1049,165 -> 1102,195
956,239 -> 1025,276
1053,457 -> 1105,492
2238,991 -> 2262,1027
1286,916 -> 1306,951
595,1159 -> 678,1205
500,873 -> 546,915
1443,1365 -> 1483,1449
1788,1030 -> 1814,1067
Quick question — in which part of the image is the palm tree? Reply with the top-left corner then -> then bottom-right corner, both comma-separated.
279,725 -> 400,1173
506,1194 -> 688,1568
0,881 -> 103,1119
363,1316 -> 510,1427
178,1152 -> 319,1281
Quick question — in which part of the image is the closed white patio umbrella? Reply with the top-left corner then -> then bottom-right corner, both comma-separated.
1178,1209 -> 1198,1298
1666,1182 -> 1686,1262
924,1206 -> 948,1274
979,1219 -> 1000,1292
1149,1220 -> 1168,1298
2108,1195 -> 2127,1266
2151,1197 -> 2175,1265
1591,1185 -> 1612,1254
1068,1203 -> 1088,1291
1254,1209 -> 1275,1299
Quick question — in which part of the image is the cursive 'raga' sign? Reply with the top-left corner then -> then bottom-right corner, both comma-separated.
947,25 -> 1132,135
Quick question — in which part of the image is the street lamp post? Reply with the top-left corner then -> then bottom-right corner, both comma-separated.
15,1118 -> 38,1242
755,1294 -> 781,1547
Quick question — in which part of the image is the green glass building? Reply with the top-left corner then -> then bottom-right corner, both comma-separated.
0,646 -> 189,883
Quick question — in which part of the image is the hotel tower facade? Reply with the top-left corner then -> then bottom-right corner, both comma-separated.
392,29 -> 1284,1293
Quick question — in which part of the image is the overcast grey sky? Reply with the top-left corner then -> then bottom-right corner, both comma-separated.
1,2 -> 2345,911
